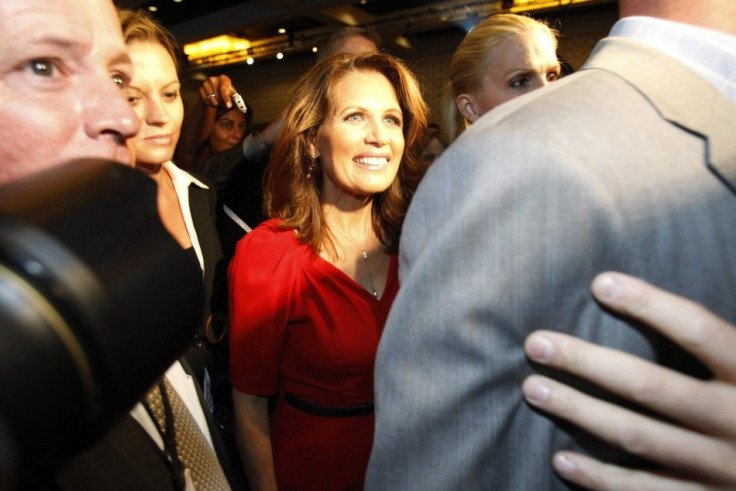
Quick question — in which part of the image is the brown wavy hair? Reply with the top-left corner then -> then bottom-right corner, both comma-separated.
265,51 -> 429,254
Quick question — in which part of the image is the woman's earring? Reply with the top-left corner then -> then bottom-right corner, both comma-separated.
306,160 -> 317,179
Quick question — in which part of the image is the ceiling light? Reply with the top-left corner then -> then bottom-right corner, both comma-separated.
183,34 -> 250,63
246,57 -> 254,65
276,52 -> 284,60
510,0 -> 600,13
148,5 -> 158,12
394,35 -> 412,49
278,28 -> 286,34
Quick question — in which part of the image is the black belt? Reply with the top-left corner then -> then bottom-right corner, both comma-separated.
284,391 -> 374,418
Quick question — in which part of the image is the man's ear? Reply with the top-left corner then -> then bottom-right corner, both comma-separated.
456,93 -> 480,123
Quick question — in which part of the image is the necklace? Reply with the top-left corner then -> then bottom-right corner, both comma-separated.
360,249 -> 379,300
331,226 -> 379,300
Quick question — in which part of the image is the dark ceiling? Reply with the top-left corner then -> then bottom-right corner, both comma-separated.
113,0 -> 616,68
118,1 -> 616,41
115,0 -> 468,44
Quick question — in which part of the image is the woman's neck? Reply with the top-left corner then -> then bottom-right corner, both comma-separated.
320,196 -> 390,300
322,197 -> 380,262
322,199 -> 373,240
142,162 -> 191,250
137,161 -> 165,182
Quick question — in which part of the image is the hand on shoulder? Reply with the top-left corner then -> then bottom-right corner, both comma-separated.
522,272 -> 736,489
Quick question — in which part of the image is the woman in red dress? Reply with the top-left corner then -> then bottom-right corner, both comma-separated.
229,52 -> 428,490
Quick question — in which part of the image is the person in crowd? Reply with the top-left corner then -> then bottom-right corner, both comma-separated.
441,13 -> 561,142
197,26 -> 383,263
366,0 -> 736,489
176,74 -> 253,172
208,102 -> 250,157
316,26 -> 382,62
119,7 -> 229,416
0,1 -> 213,488
235,26 -> 383,165
204,25 -> 382,180
55,9 -> 244,490
0,0 -> 138,185
233,25 -> 383,173
122,8 -> 245,486
228,51 -> 428,490
420,123 -> 449,165
523,271 -> 736,489
4,0 -> 733,489
186,73 -> 266,263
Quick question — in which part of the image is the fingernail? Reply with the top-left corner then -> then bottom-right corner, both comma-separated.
523,377 -> 551,404
553,453 -> 577,476
526,334 -> 554,362
592,273 -> 622,302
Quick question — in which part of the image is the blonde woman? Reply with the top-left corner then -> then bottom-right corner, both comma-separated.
442,13 -> 561,142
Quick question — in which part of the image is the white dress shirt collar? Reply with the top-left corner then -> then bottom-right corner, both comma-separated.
163,160 -> 209,272
610,16 -> 736,102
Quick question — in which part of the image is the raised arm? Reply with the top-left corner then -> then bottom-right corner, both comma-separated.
177,74 -> 238,170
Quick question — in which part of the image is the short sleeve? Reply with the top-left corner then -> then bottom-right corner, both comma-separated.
228,221 -> 295,395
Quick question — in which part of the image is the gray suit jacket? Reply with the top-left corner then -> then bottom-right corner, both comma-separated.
366,37 -> 736,490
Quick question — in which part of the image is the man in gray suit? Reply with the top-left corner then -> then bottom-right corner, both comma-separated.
366,0 -> 736,489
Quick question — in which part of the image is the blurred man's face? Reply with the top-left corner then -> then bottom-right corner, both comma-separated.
0,0 -> 140,185
333,35 -> 378,56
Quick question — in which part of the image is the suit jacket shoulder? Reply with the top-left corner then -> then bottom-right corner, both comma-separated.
367,36 -> 736,490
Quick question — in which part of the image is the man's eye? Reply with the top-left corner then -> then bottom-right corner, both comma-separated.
29,60 -> 55,77
112,74 -> 127,89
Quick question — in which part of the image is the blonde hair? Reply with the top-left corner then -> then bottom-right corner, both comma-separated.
442,14 -> 558,142
265,52 -> 429,254
118,9 -> 181,70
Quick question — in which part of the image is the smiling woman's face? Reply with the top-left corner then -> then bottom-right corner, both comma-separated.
310,69 -> 405,203
126,40 -> 183,167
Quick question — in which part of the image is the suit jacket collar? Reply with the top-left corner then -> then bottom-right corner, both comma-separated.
188,185 -> 225,320
582,37 -> 736,193
164,160 -> 209,190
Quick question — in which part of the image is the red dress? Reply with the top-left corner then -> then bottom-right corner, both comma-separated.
229,219 -> 398,490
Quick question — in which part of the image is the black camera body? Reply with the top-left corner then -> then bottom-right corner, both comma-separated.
0,160 -> 203,487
